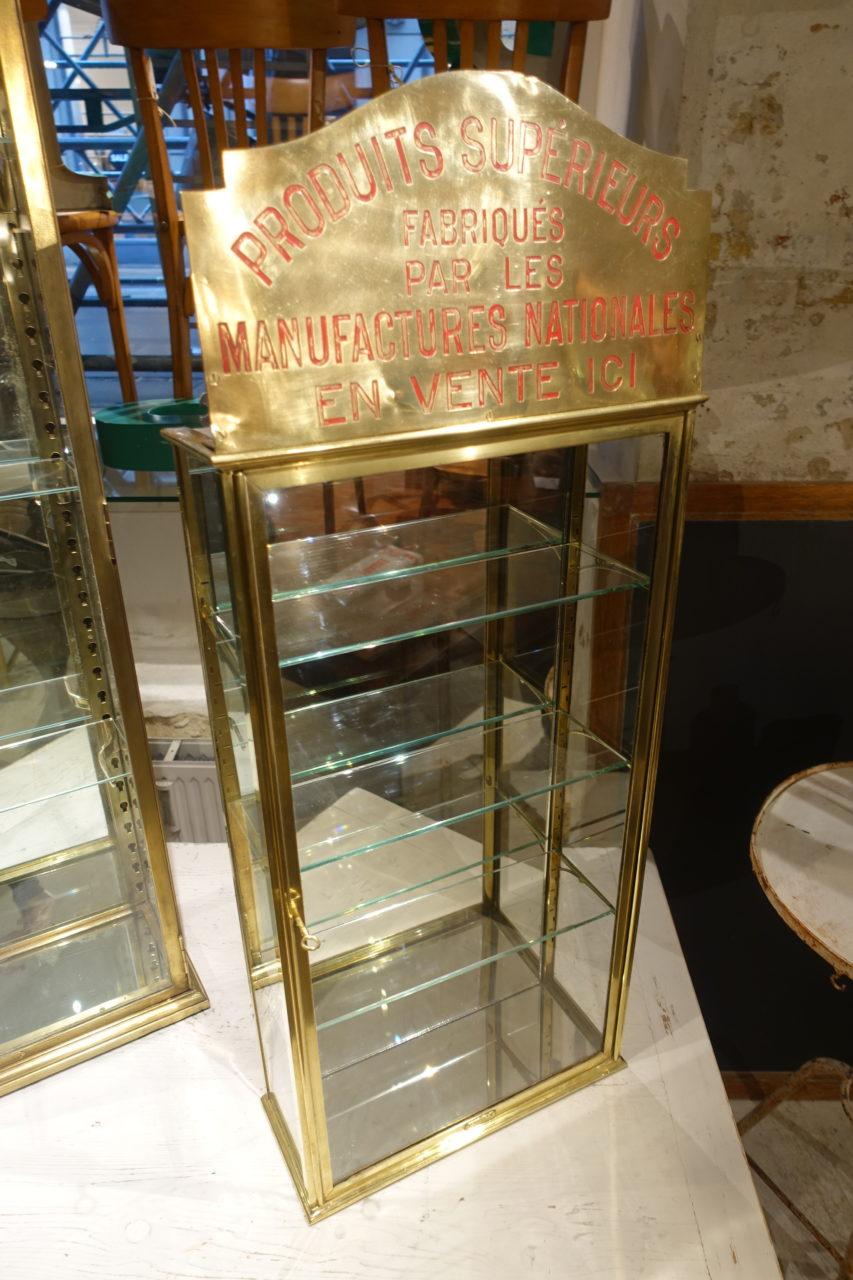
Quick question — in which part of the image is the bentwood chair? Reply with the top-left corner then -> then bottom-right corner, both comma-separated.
335,1 -> 611,101
100,0 -> 357,402
22,0 -> 137,401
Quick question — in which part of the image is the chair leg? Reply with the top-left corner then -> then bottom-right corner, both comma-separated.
167,293 -> 194,400
158,229 -> 193,399
354,476 -> 367,516
737,1057 -> 851,1136
93,227 -> 137,402
418,467 -> 438,518
65,228 -> 137,403
322,481 -> 335,533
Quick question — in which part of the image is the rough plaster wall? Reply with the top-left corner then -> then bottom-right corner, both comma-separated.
678,0 -> 853,482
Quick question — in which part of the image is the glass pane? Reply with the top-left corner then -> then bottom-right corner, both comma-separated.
293,710 -> 626,872
186,459 -> 303,1173
0,915 -> 158,1053
242,439 -> 665,1184
0,720 -> 129,816
215,534 -> 645,670
0,843 -> 124,944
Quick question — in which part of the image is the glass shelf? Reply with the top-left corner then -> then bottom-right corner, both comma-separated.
211,540 -> 646,670
0,672 -> 89,745
0,839 -> 125,948
322,969 -> 606,1183
0,451 -> 77,503
307,820 -> 543,937
285,658 -> 548,782
0,719 -> 128,817
0,913 -> 167,1053
294,711 -> 627,872
305,804 -> 616,940
264,503 -> 562,605
314,859 -> 610,1057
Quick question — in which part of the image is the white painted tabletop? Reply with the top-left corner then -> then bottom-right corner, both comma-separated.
0,841 -> 781,1280
752,762 -> 853,977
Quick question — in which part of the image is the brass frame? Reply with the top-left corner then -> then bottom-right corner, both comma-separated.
169,395 -> 697,1220
0,0 -> 206,1097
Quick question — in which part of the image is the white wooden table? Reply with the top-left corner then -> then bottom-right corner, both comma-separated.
0,841 -> 782,1279
751,761 -> 853,981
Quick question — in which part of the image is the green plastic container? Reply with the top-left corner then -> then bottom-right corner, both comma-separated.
95,398 -> 206,500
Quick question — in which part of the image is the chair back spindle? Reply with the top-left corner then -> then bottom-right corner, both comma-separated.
336,2 -> 611,101
101,0 -> 356,397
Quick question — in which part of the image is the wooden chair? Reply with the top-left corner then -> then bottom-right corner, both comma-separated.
224,68 -> 357,142
22,0 -> 137,402
101,0 -> 357,402
335,1 -> 611,101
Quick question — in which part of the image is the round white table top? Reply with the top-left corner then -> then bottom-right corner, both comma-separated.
752,761 -> 853,978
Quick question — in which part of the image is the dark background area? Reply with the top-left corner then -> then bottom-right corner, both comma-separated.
651,519 -> 853,1071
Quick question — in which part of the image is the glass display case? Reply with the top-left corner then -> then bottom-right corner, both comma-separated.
169,70 -> 709,1217
0,0 -> 206,1094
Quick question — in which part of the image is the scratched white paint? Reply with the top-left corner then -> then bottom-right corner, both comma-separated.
0,841 -> 781,1279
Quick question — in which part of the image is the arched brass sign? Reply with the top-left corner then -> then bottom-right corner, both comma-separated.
184,71 -> 710,454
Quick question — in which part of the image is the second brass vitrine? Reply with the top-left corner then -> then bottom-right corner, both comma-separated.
0,0 -> 206,1095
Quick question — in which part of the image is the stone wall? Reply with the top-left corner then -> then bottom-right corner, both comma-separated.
585,0 -> 853,483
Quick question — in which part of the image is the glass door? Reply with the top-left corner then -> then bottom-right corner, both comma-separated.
241,438 -> 663,1184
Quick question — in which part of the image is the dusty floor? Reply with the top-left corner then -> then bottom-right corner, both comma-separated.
732,1099 -> 853,1278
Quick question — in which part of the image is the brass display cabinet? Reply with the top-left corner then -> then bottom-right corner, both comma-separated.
169,71 -> 709,1218
0,0 -> 206,1095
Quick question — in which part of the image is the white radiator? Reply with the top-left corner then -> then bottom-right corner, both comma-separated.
150,740 -> 226,844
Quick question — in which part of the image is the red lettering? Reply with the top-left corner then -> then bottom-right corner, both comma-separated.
282,184 -> 324,237
679,290 -> 696,332
441,307 -> 464,355
663,291 -> 679,335
384,126 -> 413,184
653,216 -> 681,262
446,370 -> 473,410
518,120 -> 543,174
597,159 -> 628,214
254,320 -> 278,371
277,317 -> 302,368
414,121 -> 443,178
316,383 -> 345,426
254,205 -> 305,263
410,372 -> 441,412
351,379 -> 381,420
536,361 -> 560,401
230,232 -> 271,286
467,304 -> 486,353
331,313 -> 351,363
452,259 -> 472,292
307,163 -> 350,221
460,116 -> 486,172
584,151 -> 607,201
218,321 -> 251,373
508,362 -> 534,401
374,311 -> 396,361
540,125 -> 564,184
563,138 -> 592,194
488,304 -> 507,352
402,209 -> 418,247
405,260 -> 426,295
632,194 -> 665,245
478,366 -> 504,406
601,355 -> 623,391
